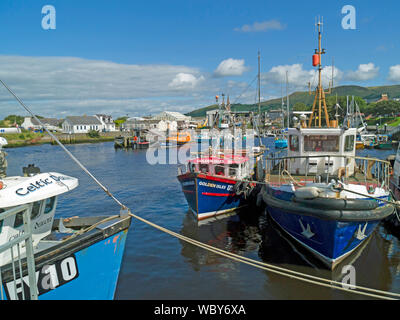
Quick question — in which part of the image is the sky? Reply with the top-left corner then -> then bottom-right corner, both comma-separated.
0,0 -> 398,119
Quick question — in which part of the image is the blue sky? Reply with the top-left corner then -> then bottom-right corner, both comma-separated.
0,0 -> 398,118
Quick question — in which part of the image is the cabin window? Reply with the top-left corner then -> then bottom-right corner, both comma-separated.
14,211 -> 24,228
289,135 -> 299,151
304,135 -> 339,152
199,164 -> 209,174
0,209 -> 4,233
215,165 -> 225,176
344,135 -> 355,152
228,164 -> 239,176
44,197 -> 56,214
30,201 -> 42,219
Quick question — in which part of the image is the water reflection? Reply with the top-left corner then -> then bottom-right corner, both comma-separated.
179,207 -> 400,299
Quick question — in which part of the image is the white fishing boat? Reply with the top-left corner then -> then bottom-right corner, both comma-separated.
260,20 -> 394,269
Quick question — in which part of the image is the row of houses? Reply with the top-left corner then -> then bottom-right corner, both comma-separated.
21,114 -> 117,134
19,111 -> 193,134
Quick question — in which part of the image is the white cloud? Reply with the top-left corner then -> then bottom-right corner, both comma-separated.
214,58 -> 248,77
262,64 -> 342,90
168,73 -> 204,89
388,65 -> 400,82
0,55 -> 216,118
234,20 -> 286,33
346,63 -> 379,81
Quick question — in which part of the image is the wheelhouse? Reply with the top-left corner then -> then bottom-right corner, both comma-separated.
187,155 -> 250,180
286,127 -> 357,176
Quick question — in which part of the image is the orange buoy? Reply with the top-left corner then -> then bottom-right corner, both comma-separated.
312,54 -> 320,67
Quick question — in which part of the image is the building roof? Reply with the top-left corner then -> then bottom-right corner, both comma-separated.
30,117 -> 62,127
64,116 -> 102,125
152,111 -> 190,121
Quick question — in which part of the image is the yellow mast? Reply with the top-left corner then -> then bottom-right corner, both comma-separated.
308,18 -> 332,128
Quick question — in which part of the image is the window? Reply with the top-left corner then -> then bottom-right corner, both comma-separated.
30,201 -> 42,219
228,164 -> 239,176
289,135 -> 299,151
14,211 -> 24,228
44,197 -> 56,214
344,135 -> 355,152
0,209 -> 5,233
199,164 -> 209,174
215,166 -> 225,176
304,135 -> 339,152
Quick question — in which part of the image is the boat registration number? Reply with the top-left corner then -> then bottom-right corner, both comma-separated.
3,254 -> 79,300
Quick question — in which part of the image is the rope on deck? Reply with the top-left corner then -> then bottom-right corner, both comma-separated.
2,77 -> 399,300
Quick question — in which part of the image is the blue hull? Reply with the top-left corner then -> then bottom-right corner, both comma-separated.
274,139 -> 288,149
1,216 -> 131,300
263,187 -> 390,268
178,173 -> 247,220
268,207 -> 379,268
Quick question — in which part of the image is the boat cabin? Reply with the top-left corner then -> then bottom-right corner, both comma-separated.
287,127 -> 356,176
0,171 -> 78,266
187,155 -> 250,180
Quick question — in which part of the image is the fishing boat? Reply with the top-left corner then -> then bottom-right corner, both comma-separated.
0,142 -> 131,300
362,134 -> 378,149
260,20 -> 394,269
375,134 -> 393,150
177,149 -> 263,221
114,135 -> 125,148
166,131 -> 191,146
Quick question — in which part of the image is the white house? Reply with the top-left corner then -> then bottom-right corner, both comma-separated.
62,116 -> 102,134
21,117 -> 61,132
95,114 -> 117,132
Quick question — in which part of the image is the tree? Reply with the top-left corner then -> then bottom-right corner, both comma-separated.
4,115 -> 24,126
114,116 -> 128,128
293,102 -> 310,111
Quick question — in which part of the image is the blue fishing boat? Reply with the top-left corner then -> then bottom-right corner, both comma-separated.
260,21 -> 394,269
178,150 -> 262,221
0,141 -> 131,300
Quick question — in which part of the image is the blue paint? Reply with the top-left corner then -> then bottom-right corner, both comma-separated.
1,229 -> 128,300
268,207 -> 380,262
274,139 -> 288,149
178,174 -> 246,217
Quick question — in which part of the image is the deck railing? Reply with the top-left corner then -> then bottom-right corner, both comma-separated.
265,154 -> 390,190
0,204 -> 38,300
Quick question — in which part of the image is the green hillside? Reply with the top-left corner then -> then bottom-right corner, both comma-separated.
186,85 -> 400,118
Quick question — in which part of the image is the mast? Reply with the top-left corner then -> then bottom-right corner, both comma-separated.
281,81 -> 285,130
308,17 -> 332,128
286,70 -> 289,129
257,50 -> 261,128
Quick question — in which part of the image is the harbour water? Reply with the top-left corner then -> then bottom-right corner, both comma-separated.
6,139 -> 400,300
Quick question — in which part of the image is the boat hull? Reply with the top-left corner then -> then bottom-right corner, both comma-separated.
375,143 -> 392,150
1,215 -> 131,300
262,187 -> 393,269
177,172 -> 248,220
274,139 -> 288,149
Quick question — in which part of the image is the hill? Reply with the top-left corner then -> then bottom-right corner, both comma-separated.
186,85 -> 400,118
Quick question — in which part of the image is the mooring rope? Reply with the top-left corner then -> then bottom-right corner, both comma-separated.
127,211 -> 399,300
2,79 -> 399,300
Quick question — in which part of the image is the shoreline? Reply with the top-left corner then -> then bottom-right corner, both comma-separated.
2,132 -> 121,148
